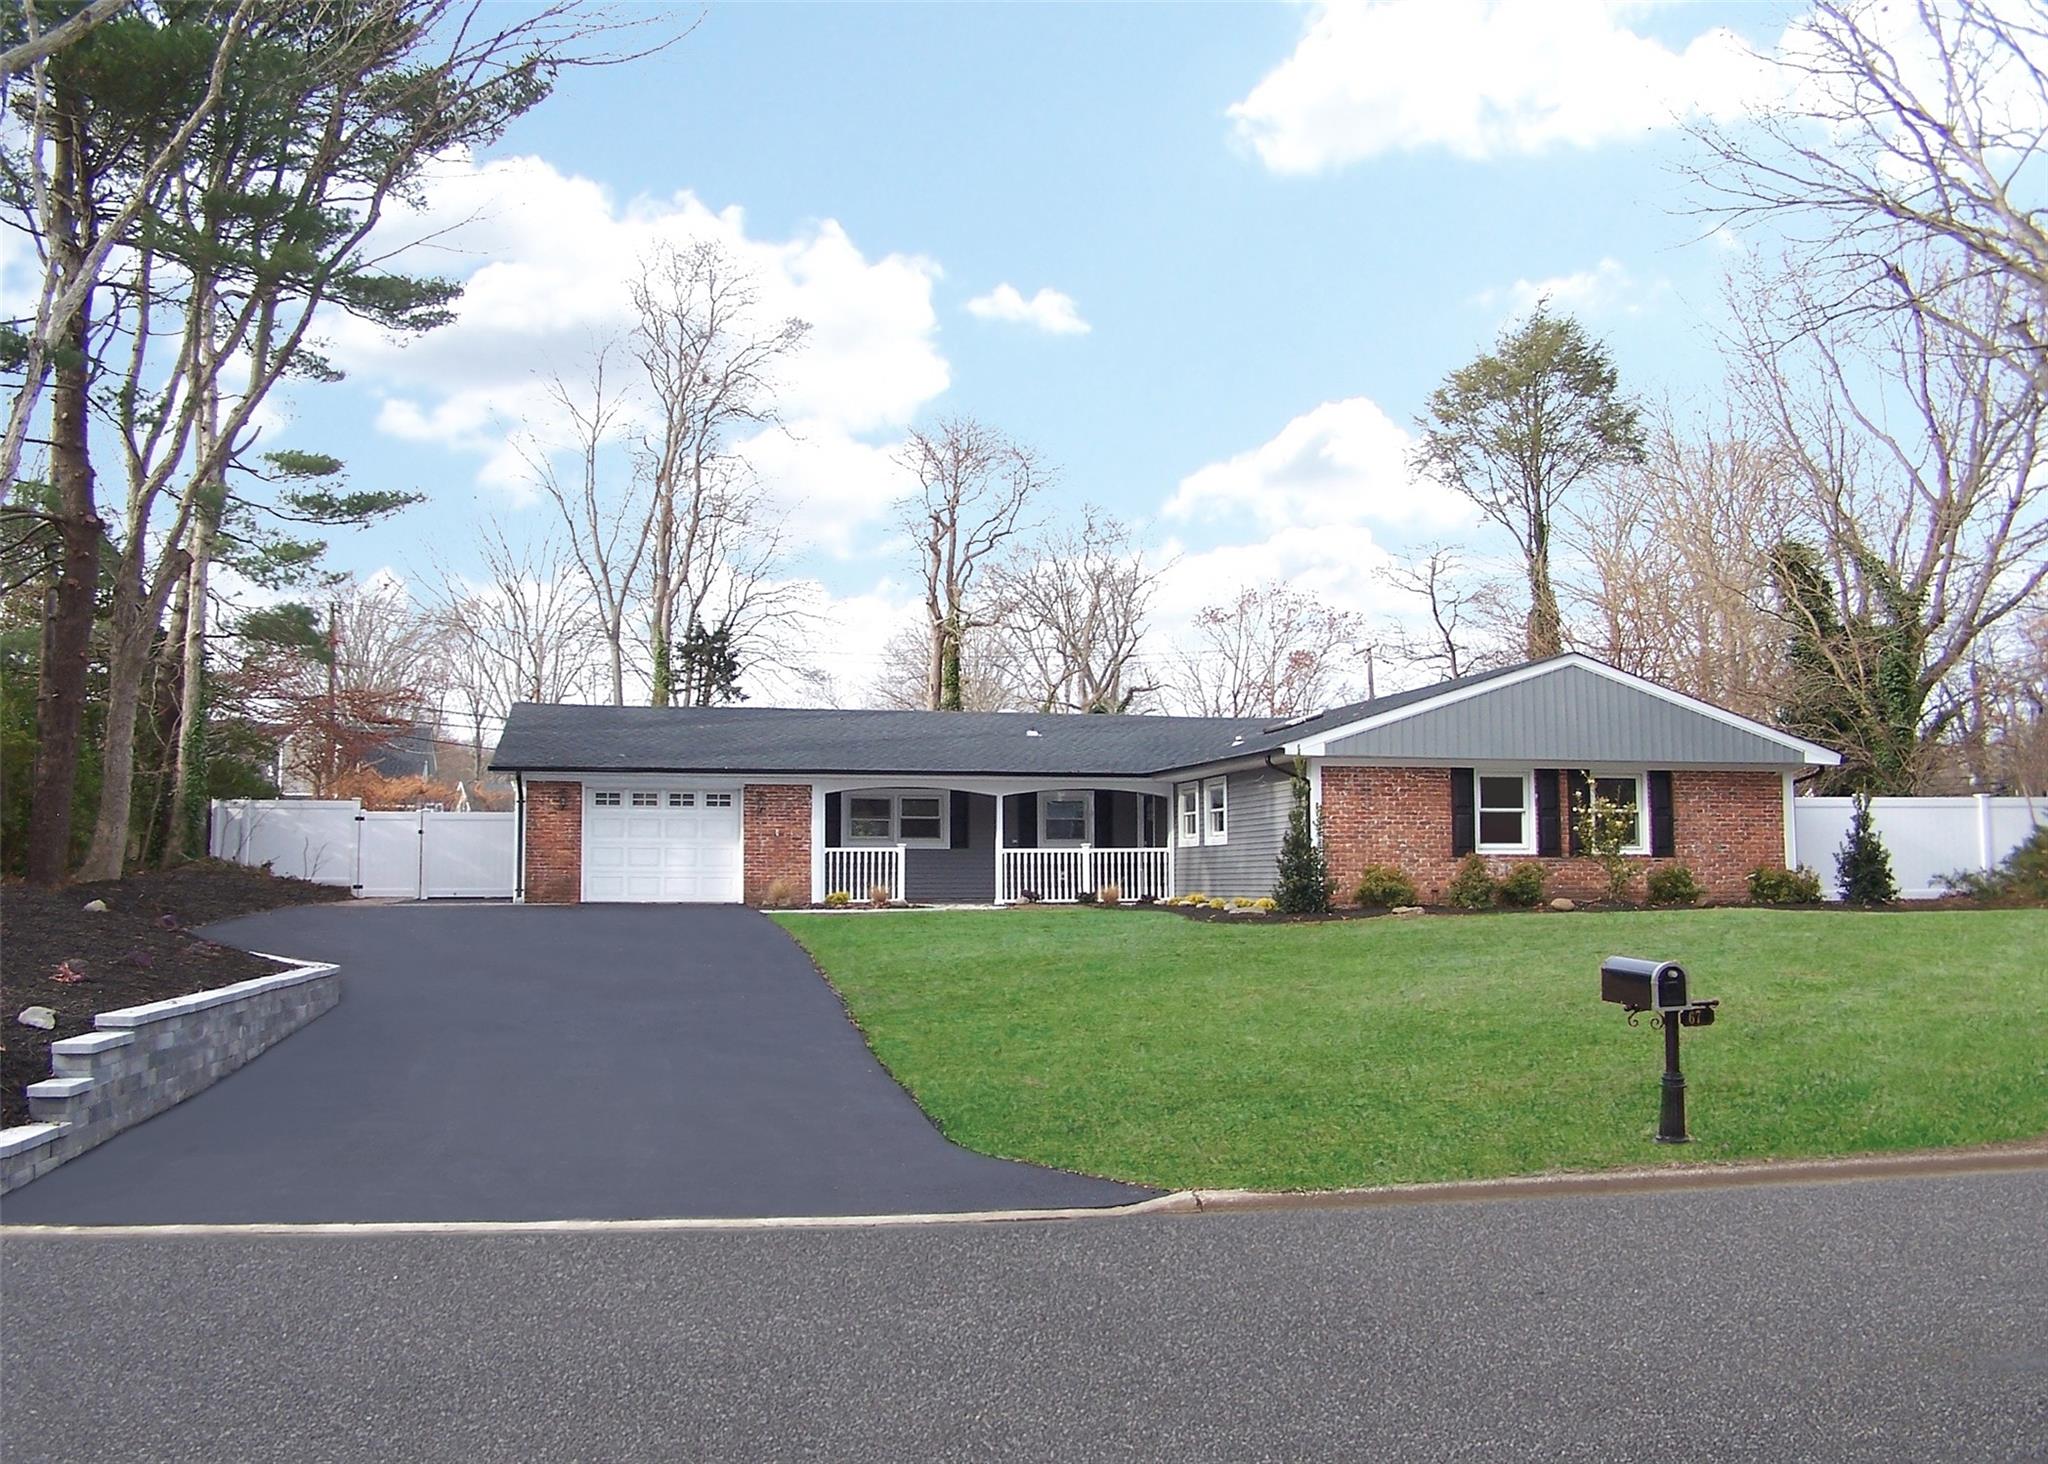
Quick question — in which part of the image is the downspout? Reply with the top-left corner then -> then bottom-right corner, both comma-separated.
514,771 -> 526,904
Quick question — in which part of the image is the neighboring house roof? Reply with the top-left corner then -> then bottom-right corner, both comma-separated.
490,654 -> 1839,778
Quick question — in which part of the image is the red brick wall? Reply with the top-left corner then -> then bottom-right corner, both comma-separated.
743,783 -> 811,905
524,780 -> 582,904
1320,766 -> 1783,904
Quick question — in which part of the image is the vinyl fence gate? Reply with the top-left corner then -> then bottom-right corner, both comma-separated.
209,799 -> 517,899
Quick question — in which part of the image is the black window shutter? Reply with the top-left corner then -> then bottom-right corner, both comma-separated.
824,791 -> 841,847
1014,791 -> 1038,848
1535,769 -> 1562,857
1094,790 -> 1115,845
1567,772 -> 1590,855
1450,768 -> 1476,857
950,790 -> 971,849
1647,771 -> 1676,857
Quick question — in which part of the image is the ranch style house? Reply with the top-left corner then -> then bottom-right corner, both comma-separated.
489,653 -> 1842,907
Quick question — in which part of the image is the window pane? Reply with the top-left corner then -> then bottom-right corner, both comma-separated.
631,791 -> 658,808
899,798 -> 942,841
1593,778 -> 1641,844
1479,810 -> 1523,845
1478,775 -> 1523,811
849,797 -> 892,840
1045,797 -> 1087,841
900,796 -> 941,819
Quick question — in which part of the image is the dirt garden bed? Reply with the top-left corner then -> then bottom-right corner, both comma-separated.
1,862 -> 349,1127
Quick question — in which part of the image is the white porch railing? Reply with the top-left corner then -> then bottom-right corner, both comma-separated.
1000,847 -> 1172,904
825,845 -> 905,903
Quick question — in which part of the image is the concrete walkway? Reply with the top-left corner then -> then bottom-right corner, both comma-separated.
0,904 -> 1151,1224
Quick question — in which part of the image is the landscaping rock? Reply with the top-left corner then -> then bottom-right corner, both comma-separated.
1550,897 -> 1576,911
16,1007 -> 56,1031
81,899 -> 108,912
1391,905 -> 1424,917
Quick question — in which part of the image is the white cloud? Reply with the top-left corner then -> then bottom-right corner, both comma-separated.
1471,256 -> 1669,319
322,150 -> 949,545
964,283 -> 1091,335
1229,1 -> 1775,171
1162,396 -> 1471,533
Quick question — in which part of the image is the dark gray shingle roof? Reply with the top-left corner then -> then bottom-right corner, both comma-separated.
488,658 -> 1574,778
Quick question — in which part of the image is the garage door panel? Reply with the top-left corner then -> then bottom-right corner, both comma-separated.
582,785 -> 746,903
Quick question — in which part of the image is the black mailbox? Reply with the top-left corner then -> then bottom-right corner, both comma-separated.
1600,955 -> 1688,1012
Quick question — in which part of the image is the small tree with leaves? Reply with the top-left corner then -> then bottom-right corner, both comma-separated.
1572,775 -> 1639,904
1834,793 -> 1898,906
1273,760 -> 1332,914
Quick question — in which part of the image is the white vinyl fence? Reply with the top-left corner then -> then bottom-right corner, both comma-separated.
210,799 -> 516,899
1790,794 -> 2044,899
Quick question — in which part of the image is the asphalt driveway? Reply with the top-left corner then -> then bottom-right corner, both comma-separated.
0,905 -> 1152,1224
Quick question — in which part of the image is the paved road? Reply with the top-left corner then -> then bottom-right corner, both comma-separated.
0,904 -> 1148,1223
3,1169 -> 2043,1462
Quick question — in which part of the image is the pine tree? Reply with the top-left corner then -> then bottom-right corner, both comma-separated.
1273,761 -> 1332,914
1835,793 -> 1898,905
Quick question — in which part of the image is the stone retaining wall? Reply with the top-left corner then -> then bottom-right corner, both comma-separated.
0,960 -> 340,1197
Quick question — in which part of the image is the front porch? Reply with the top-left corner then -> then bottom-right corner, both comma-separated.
813,783 -> 1174,904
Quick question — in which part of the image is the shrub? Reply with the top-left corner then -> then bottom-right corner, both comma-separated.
1496,862 -> 1548,908
1446,853 -> 1496,909
1180,892 -> 1207,905
1748,864 -> 1823,905
1572,773 -> 1638,903
1940,823 -> 2048,902
1835,792 -> 1898,906
1205,898 -> 1229,910
1019,888 -> 1042,903
1352,864 -> 1417,908
1075,889 -> 1097,905
1272,761 -> 1334,914
1251,896 -> 1277,911
1097,883 -> 1122,907
824,890 -> 851,908
867,883 -> 893,908
761,876 -> 801,909
1645,863 -> 1703,906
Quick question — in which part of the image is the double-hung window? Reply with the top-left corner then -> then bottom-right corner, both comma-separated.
897,795 -> 943,842
848,795 -> 895,842
1589,773 -> 1647,854
1203,778 -> 1228,844
1177,785 -> 1200,842
1476,772 -> 1531,852
1042,792 -> 1089,844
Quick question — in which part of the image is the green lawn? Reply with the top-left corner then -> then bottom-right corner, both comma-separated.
773,906 -> 2048,1192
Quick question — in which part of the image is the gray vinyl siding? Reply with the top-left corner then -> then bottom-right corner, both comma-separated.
1173,767 -> 1292,899
903,794 -> 997,903
1321,662 -> 1806,766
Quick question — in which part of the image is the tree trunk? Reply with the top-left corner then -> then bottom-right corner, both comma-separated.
143,575 -> 190,866
78,548 -> 186,881
163,502 -> 214,862
25,85 -> 99,884
940,614 -> 964,711
1525,550 -> 1564,660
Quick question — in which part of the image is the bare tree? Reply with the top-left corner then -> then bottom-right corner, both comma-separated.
988,509 -> 1162,713
870,619 -> 1021,712
1733,261 -> 2048,787
1560,409 -> 1798,720
1167,581 -> 1368,719
522,344 -> 646,706
1690,0 -> 2048,378
1382,544 -> 1518,682
898,417 -> 1048,710
428,525 -> 604,722
631,240 -> 810,706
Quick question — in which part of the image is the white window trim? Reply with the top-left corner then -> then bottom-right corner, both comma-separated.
1176,783 -> 1201,844
1584,770 -> 1650,857
842,789 -> 951,848
1475,770 -> 1534,855
1203,776 -> 1228,846
1039,790 -> 1093,847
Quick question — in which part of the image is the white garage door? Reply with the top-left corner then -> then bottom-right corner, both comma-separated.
582,786 -> 743,903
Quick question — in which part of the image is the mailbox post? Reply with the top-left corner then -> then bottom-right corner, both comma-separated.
1600,956 -> 1718,1144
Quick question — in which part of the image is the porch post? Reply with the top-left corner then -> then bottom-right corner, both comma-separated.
993,792 -> 1006,904
809,784 -> 826,904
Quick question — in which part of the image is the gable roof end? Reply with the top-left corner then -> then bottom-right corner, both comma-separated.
1283,654 -> 1841,766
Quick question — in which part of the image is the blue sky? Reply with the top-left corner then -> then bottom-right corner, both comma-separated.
278,0 -> 1806,704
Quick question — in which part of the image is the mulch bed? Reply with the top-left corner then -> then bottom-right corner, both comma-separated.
0,861 -> 349,1127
